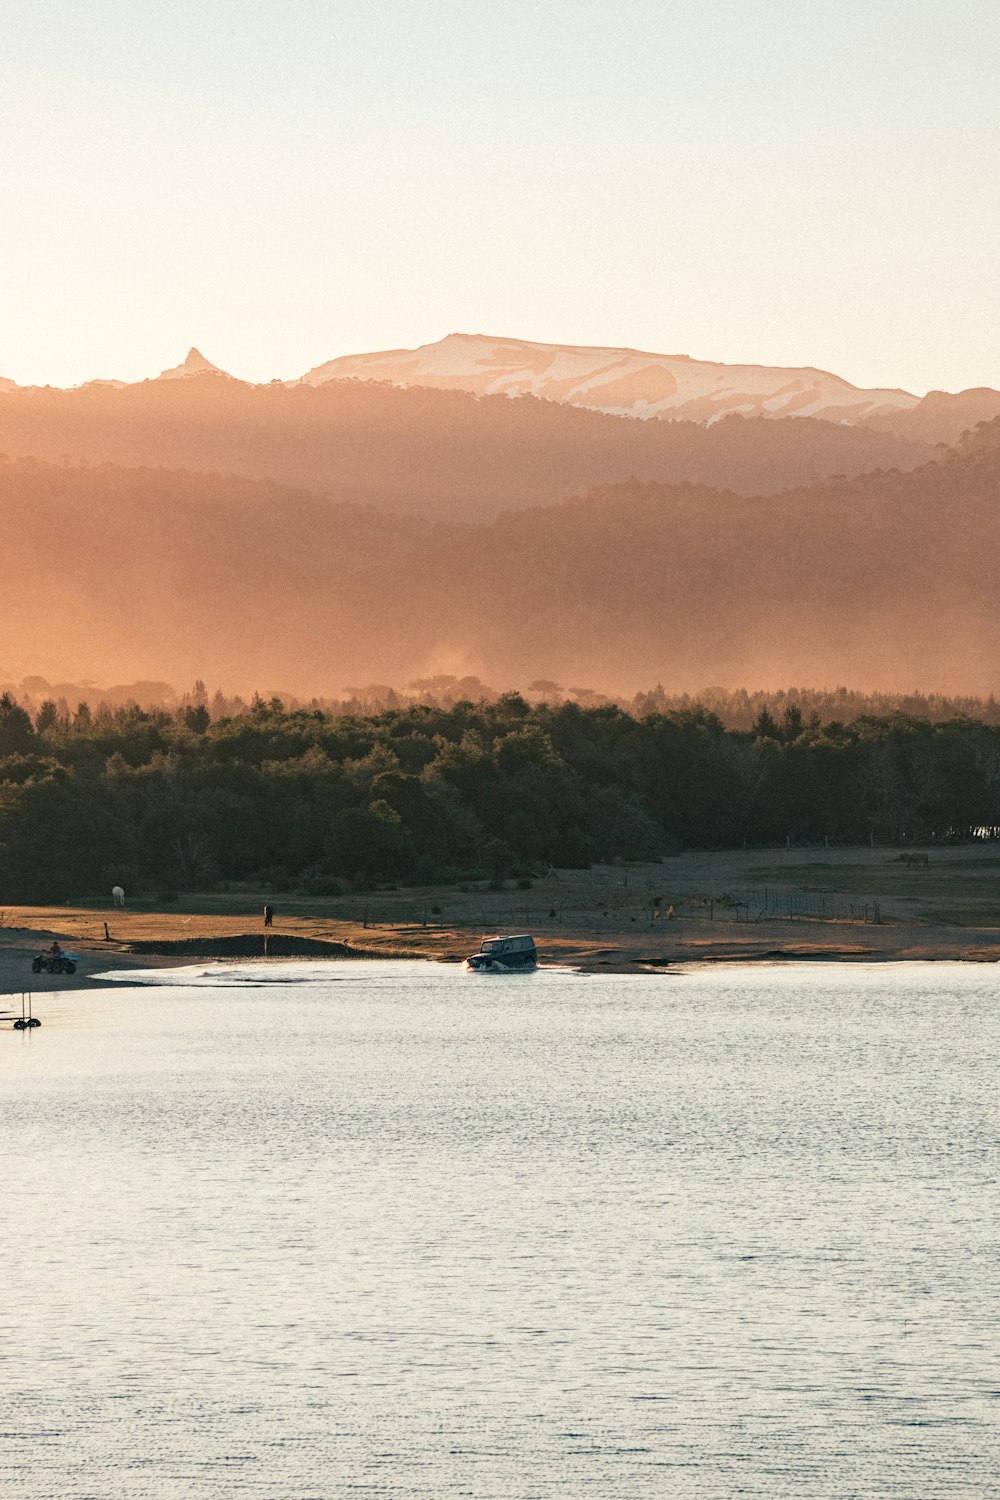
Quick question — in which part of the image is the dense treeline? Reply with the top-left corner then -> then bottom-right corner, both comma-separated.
5,675 -> 1000,729
627,685 -> 1000,730
0,693 -> 997,902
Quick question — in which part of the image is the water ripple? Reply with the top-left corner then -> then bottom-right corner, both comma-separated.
1,960 -> 997,1497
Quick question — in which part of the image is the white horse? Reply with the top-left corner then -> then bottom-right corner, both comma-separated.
112,885 -> 125,908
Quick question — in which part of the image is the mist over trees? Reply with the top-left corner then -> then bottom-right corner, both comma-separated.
0,694 -> 997,903
5,676 -> 1000,731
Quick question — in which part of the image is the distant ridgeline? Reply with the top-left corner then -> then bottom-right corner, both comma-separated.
0,693 -> 997,902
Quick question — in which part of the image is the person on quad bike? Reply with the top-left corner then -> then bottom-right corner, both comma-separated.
50,941 -> 63,958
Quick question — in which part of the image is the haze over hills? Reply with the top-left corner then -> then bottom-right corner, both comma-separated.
371,418 -> 1000,695
0,373 -> 928,523
2,332 -> 996,699
1,420 -> 997,696
0,461 -> 460,686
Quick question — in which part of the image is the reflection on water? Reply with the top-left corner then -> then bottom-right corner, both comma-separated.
2,960 -> 998,1498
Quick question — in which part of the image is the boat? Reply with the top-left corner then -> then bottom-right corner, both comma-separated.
466,934 -> 538,971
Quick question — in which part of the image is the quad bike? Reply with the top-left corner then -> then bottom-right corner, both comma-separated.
31,951 -> 78,975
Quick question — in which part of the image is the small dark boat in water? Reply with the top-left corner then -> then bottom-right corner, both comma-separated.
466,934 -> 537,971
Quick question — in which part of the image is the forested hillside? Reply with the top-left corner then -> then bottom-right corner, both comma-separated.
0,693 -> 997,902
439,429 -> 998,691
0,374 -> 928,521
864,386 -> 1000,445
2,417 -> 995,694
0,461 -> 465,687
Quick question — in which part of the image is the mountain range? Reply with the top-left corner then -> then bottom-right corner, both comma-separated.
4,334 -> 998,447
2,332 -> 998,697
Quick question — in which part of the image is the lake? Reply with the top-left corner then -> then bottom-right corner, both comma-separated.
1,960 -> 998,1498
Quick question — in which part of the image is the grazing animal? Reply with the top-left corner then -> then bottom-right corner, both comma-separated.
903,852 -> 929,868
112,885 -> 126,907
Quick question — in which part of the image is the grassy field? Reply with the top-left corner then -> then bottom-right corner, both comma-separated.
746,857 -> 1000,914
5,847 -> 999,934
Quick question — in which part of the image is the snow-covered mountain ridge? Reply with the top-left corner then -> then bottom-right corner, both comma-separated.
296,332 -> 920,424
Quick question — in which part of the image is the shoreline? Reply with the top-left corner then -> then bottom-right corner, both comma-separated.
2,902 -> 997,999
3,844 -> 999,995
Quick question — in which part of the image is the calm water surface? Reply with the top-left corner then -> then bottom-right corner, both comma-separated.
1,960 -> 998,1498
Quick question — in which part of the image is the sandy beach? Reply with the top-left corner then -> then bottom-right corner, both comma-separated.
2,845 -> 997,999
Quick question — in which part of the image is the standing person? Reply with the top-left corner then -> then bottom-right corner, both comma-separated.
263,903 -> 273,928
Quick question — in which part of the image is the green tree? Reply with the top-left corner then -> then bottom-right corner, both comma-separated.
482,836 -> 514,888
184,704 -> 210,734
35,701 -> 59,734
0,694 -> 35,755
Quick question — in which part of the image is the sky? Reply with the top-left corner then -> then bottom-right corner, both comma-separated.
2,0 -> 998,393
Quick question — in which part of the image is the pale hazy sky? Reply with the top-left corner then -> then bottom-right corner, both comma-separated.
3,0 -> 998,392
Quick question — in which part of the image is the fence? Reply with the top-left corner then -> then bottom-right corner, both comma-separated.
359,891 -> 884,932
